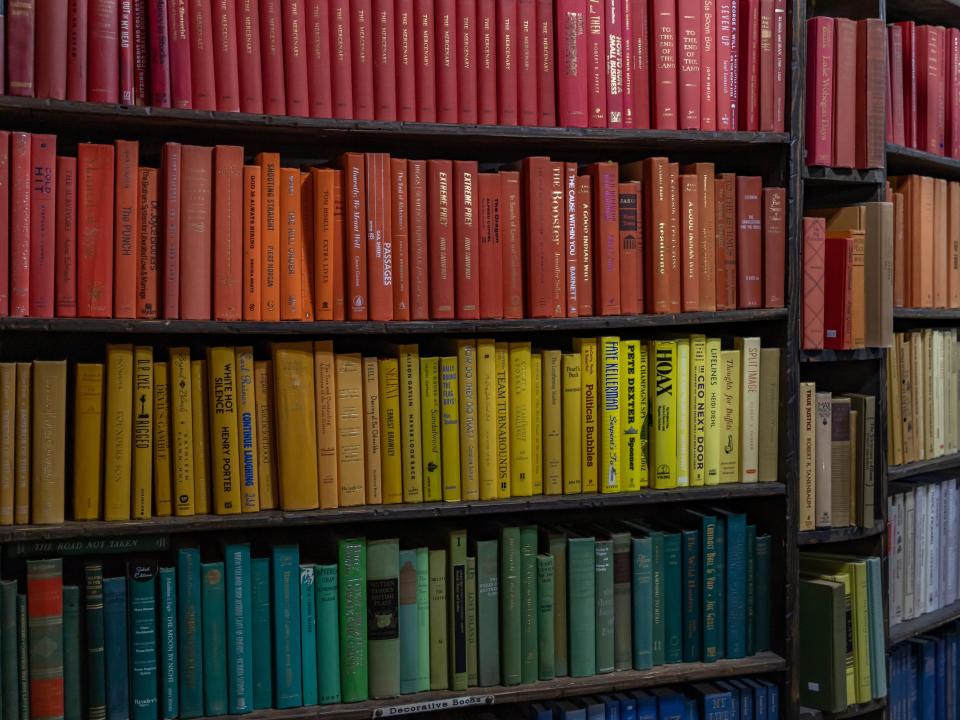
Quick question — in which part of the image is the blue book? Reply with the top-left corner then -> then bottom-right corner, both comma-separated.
224,544 -> 254,714
691,683 -> 732,720
104,577 -> 131,720
631,537 -> 653,670
756,680 -> 778,720
745,525 -> 755,657
912,638 -> 936,720
614,693 -> 637,720
201,562 -> 228,717
715,680 -> 740,720
528,702 -> 552,720
680,528 -> 700,663
598,694 -> 620,720
576,697 -> 606,720
251,558 -> 273,709
157,568 -> 178,720
551,701 -> 587,720
754,535 -> 771,652
398,549 -> 419,694
730,679 -> 754,720
715,510 -> 745,659
684,696 -> 698,720
741,679 -> 765,720
652,688 -> 686,720
300,565 -> 318,706
937,637 -> 947,720
632,690 -> 657,720
715,516 -> 725,658
272,545 -> 302,709
663,533 -> 682,664
948,631 -> 959,720
909,644 -> 920,720
127,560 -> 158,720
315,564 -> 341,705
650,532 -> 665,666
177,549 -> 204,719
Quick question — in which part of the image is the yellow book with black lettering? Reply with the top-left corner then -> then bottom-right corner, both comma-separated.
440,356 -> 461,501
689,336 -> 707,487
132,347 -> 154,519
362,357 -> 383,506
105,344 -> 134,521
420,356 -> 442,502
235,348 -> 260,512
476,339 -> 498,500
542,350 -> 563,495
14,363 -> 30,524
637,344 -> 649,488
191,360 -> 212,514
398,344 -> 424,503
169,348 -> 195,516
620,340 -> 641,492
253,360 -> 279,509
152,362 -> 173,517
574,338 -> 598,493
509,342 -> 533,497
599,337 -> 621,493
719,349 -> 741,484
207,347 -> 242,515
495,343 -> 511,498
73,363 -> 104,520
31,360 -> 67,525
0,364 -> 14,525
561,353 -> 581,494
649,340 -> 677,489
531,352 -> 543,495
676,339 -> 690,488
271,343 -> 320,510
456,340 -> 479,500
314,341 -> 340,507
335,353 -> 366,506
704,339 -> 722,486
378,357 -> 402,504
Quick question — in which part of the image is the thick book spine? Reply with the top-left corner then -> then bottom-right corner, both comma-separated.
427,159 -> 455,318
568,536 -> 596,676
763,188 -> 785,307
299,566 -> 318,705
224,545 -> 253,713
177,548 -> 204,717
27,559 -> 64,720
103,577 -> 130,720
201,563 -> 227,717
413,0 -> 436,121
258,0 -> 286,114
179,145 -> 212,319
651,0 -> 677,128
500,171 -> 524,318
9,133 -> 29,318
28,134 -> 56,318
7,0 -> 36,96
67,0 -> 89,101
519,526 -> 538,683
736,176 -> 763,308
556,0 -> 588,127
127,560 -> 158,720
516,0 -> 537,125
500,527 -> 521,684
213,145 -> 244,320
36,0 -> 68,99
339,539 -> 369,700
737,0 -> 759,130
158,567 -> 178,720
167,0 -> 193,108
148,0 -> 172,106
113,139 -> 140,319
271,547 -> 302,708
589,162 -> 621,315
477,0 -> 497,124
187,0 -> 216,109
497,0 -> 518,124
234,0 -> 263,112
82,565 -> 106,719
457,0 -> 478,124
805,17 -> 834,166
368,539 -> 401,698
677,0 -> 700,129
351,0 -> 376,119
210,0 -> 240,111
399,550 -> 419,694
631,536 -> 653,669
396,0 -> 416,121
136,168 -> 159,318
281,0 -> 309,116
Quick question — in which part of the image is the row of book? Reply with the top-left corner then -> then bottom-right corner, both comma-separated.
6,0 -> 788,133
797,386 -> 876,533
8,514 -> 772,717
0,134 -> 788,322
2,334 -> 781,525
889,625 -> 960,720
887,22 -> 960,158
885,329 -> 960,468
798,553 -> 887,713
803,17 -> 885,169
888,475 -> 960,629
800,203 -> 894,351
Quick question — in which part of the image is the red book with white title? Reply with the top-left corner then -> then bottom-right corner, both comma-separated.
211,0 -> 240,111
414,0 -> 437,122
477,0 -> 498,124
500,170 -> 524,317
524,157 -> 563,317
133,0 -> 149,104
455,160 -> 480,318
148,0 -> 172,107
478,173 -> 503,318
917,25 -> 945,155
700,0 -> 716,130
771,0 -> 786,132
715,0 -> 734,129
0,133 -> 9,316
621,0 -> 634,127
282,0 -> 310,116
29,135 -> 56,318
736,176 -> 762,308
556,0 -> 588,128
330,0 -> 353,119
77,143 -> 115,318
435,0 -> 458,123
120,0 -> 135,104
408,159 -> 429,319
67,0 -> 89,101
804,17 -> 834,166
631,0 -> 649,128
161,143 -> 181,318
305,0 -> 331,117
737,0 -> 759,131
586,0 -> 606,127
949,29 -> 960,158
396,0 -> 417,122
341,152 -> 368,319
832,18 -> 856,169
457,0 -> 478,124
576,174 -> 593,315
497,0 -> 519,124
517,0 -> 538,125
650,0 -> 677,129
373,0 -> 399,120
7,0 -> 35,96
758,0 -> 774,131
365,153 -> 394,321
187,0 -> 216,110
235,0 -> 263,113
677,0 -> 701,129
10,133 -> 30,317
564,163 -> 579,315
604,0 -> 624,128
427,159 -> 455,318
167,0 -> 193,108
36,0 -> 68,99
888,25 -> 906,147
113,139 -> 140,319
259,0 -> 287,115
537,0 -> 556,126
55,156 -> 77,317
88,0 -> 119,102
390,159 -> 411,319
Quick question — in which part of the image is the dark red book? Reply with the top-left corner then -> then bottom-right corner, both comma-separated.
77,143 -> 115,318
576,173 -> 592,315
435,0 -> 458,123
351,0 -> 376,119
735,176 -> 762,309
497,0 -> 519,125
396,0 -> 417,122
113,139 -> 140,319
763,187 -> 785,308
119,0 -> 135,103
949,29 -> 960,157
523,157 -> 561,318
631,0 -> 649,128
650,0 -> 677,129
823,235 -> 852,349
330,0 -> 353,119
500,170 -> 524,317
456,0 -> 478,124
477,0 -> 498,124
133,0 -> 148,104
714,172 -> 736,309
179,145 -> 212,319
365,153 -> 393,321
187,0 -> 216,110
588,161 -> 620,316
259,0 -> 287,115
390,159 -> 411,319
10,133 -> 30,317
517,0 -> 537,126
716,0 -> 734,129
55,156 -> 77,317
586,0 -> 606,127
696,0 -> 714,130
427,159 -> 455,318
618,183 -> 640,314
677,0 -> 700,129
804,17 -> 833,166
758,0 -> 773,131
889,25 -> 906,147
556,0 -> 588,128
564,163 -> 578,315
36,0 -> 68,99
88,0 -> 119,102
67,0 -> 89,101
408,159 -> 430,319
454,160 -> 480,318
29,135 -> 56,318
0,133 -> 9,316
7,0 -> 35,96
371,0 -> 398,120
167,0 -> 193,108
303,1 -> 330,117
414,0 -> 437,122
0,5 -> 6,96
895,21 -> 916,148
856,19 -> 886,169
235,0 -> 263,112
210,0 -> 240,111
536,0 -> 556,126
281,0 -> 309,116
917,25 -> 945,156
621,0 -> 634,127
478,172 -> 502,318
833,18 -> 856,169
147,0 -> 172,106
604,0 -> 623,128
737,0 -> 759,131
771,0 -> 786,132
342,152 -> 368,319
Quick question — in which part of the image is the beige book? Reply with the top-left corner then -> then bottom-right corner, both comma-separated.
31,361 -> 67,525
330,353 -> 364,507
314,341 -> 340,506
14,363 -> 30,525
898,334 -> 915,464
923,330 -> 935,458
830,397 -> 852,528
735,337 -> 760,483
886,343 -> 903,466
799,382 -> 816,531
815,391 -> 833,528
718,350 -> 740,484
935,179 -> 949,307
758,348 -> 780,483
863,202 -> 893,348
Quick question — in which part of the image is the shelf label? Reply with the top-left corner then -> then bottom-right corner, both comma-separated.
372,695 -> 495,717
5,534 -> 170,558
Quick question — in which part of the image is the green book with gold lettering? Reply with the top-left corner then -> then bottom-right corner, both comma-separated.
520,526 -> 539,684
500,527 -> 521,686
338,539 -> 368,703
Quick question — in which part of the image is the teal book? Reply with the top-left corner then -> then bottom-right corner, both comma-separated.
176,548 -> 204,718
475,539 -> 500,687
2,579 -> 18,720
745,525 -> 756,657
315,564 -> 341,705
398,549 -> 419,694
448,530 -> 469,691
224,545 -> 253,714
680,529 -> 700,663
500,526 -> 522,686
595,538 -> 614,674
567,535 -> 596,677
715,515 -> 726,659
537,554 -> 555,681
338,538 -> 368,703
519,525 -> 538,684
201,562 -> 228,717
368,538 -> 400,699
631,536 -> 653,670
544,530 -> 568,677
466,556 -> 477,688
716,510 -> 746,659
16,594 -> 28,720
299,565 -> 318,706
26,559 -> 64,720
272,545 -> 303,709
683,510 -> 719,663
755,535 -> 771,652
103,577 -> 130,720
250,558 -> 272,709
127,560 -> 159,720
866,557 -> 886,698
63,585 -> 82,720
650,531 -> 665,666
663,533 -> 683,665
157,567 -> 178,720
82,564 -> 106,720
415,547 -> 430,692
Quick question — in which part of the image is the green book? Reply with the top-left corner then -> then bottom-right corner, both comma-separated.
716,510 -> 746,659
17,594 -> 28,720
448,530 -> 468,691
567,535 -> 596,677
315,564 -> 341,705
250,558 -> 273,709
466,556 -> 477,687
428,549 -> 448,690
338,538 -> 368,702
415,547 -> 430,692
595,538 -> 614,674
2,579 -> 18,720
499,526 -> 521,686
799,578 -> 847,712
680,528 -> 701,663
63,585 -> 82,720
519,525 -> 538,684
650,531 -> 665,666
27,559 -> 64,718
272,546 -> 302,709
544,530 -> 567,677
398,550 -> 419,694
865,557 -> 886,699
201,562 -> 228,717
536,554 -> 555,681
631,536 -> 653,670
299,565 -> 318,706
176,549 -> 203,718
474,539 -> 500,687
224,544 -> 253,714
610,531 -> 632,672
755,535 -> 771,652
102,578 -> 127,720
367,538 -> 400,699
81,565 -> 105,720
157,567 -> 178,720
127,559 -> 158,720
662,532 -> 682,664
745,525 -> 756,657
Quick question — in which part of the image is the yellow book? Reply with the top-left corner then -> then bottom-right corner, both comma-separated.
398,344 -> 424,503
253,360 -> 279,509
495,343 -> 511,498
735,337 -> 761,483
561,353 -> 581,494
362,357 -> 383,506
457,340 -> 479,500
704,338 -> 722,486
169,348 -> 195,516
637,343 -> 650,488
207,347 -> 242,515
574,338 -> 598,493
105,345 -> 134,521
235,347 -> 260,512
676,339 -> 690,488
649,340 -> 677,489
531,352 -> 543,495
689,336 -> 707,487
620,340 -> 640,492
508,342 -> 532,497
599,337 -> 621,493
314,341 -> 340,507
420,356 -> 442,502
152,362 -> 173,517
440,356 -> 461,502
271,343 -> 320,510
476,339 -> 498,500
0,364 -> 14,525
335,353 -> 366,507
31,360 -> 67,525
542,350 -> 563,495
73,363 -> 104,521
14,363 -> 30,524
132,346 -> 154,519
378,357 -> 402,504
719,349 -> 741,484
190,360 -> 212,515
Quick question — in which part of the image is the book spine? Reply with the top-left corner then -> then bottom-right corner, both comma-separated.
27,559 -> 64,720
597,540 -> 616,671
167,0 -> 193,108
119,0 -> 135,103
413,0 -> 435,121
62,586 -> 81,720
103,577 -> 130,720
651,0 -> 677,128
398,549 -> 419,694
600,337 -> 621,492
500,171 -> 524,318
28,135 -> 55,318
177,548 -> 203,716
591,163 -> 621,315
435,0 -> 458,122
315,564 -> 342,704
396,0 -> 416,121
6,0 -> 34,96
536,0 -> 556,125
67,0 -> 89,101
224,545 -> 253,713
1,580 -> 19,720
586,0 -> 606,126
631,536 -> 653,669
663,533 -> 682,662
805,17 -> 834,166
113,139 -> 140,319
500,527 -> 521,684
299,565 -> 318,705
516,0 -> 537,125
736,176 -> 763,308
763,187 -> 785,307
271,547 -> 302,708
455,160 -> 480,318
537,554 -> 555,680
650,340 -> 678,488
677,0 -> 700,129
187,0 -> 216,110
250,558 -> 273,709
338,538 -> 368,702
146,0 -> 172,106
568,536 -> 597,676
448,531 -> 469,690
136,168 -> 159,318
36,0 -> 68,99
158,567 -> 178,719
179,145 -> 213,320
209,0 -> 239,111
476,540 -> 501,686
497,0 -> 519,124
9,133 -> 29,318
201,562 -> 227,716
281,0 -> 309,116
127,560 -> 158,720
457,0 -> 477,124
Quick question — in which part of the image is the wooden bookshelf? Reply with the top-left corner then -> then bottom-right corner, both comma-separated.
799,348 -> 885,363
797,523 -> 885,546
886,143 -> 960,179
887,453 -> 960,480
893,307 -> 960,322
801,166 -> 885,186
890,601 -> 960,645
884,0 -> 960,25
823,699 -> 888,720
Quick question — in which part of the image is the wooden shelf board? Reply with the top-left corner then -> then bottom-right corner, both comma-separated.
890,601 -> 960,645
887,143 -> 960,179
800,348 -> 884,363
884,0 -> 960,27
894,307 -> 960,322
802,166 -> 885,185
797,523 -> 884,546
887,453 -> 960,481
824,699 -> 887,720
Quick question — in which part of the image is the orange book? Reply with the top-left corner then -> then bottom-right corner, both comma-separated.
892,190 -> 905,307
626,158 -> 670,314
214,145 -> 244,321
179,145 -> 213,320
312,168 -> 336,320
681,174 -> 700,311
681,162 -> 717,310
333,170 -> 346,321
55,155 -> 78,318
300,171 -> 315,321
279,167 -> 304,320
161,143 -> 182,319
256,152 -> 281,320
390,158 -> 411,320
77,144 -> 115,318
949,182 -> 960,308
618,182 -> 640,315
714,173 -> 738,310
667,163 -> 681,312
136,168 -> 159,319
365,152 -> 394,321
918,175 -> 934,308
243,165 -> 262,320
934,178 -> 948,308
408,159 -> 430,320
113,140 -> 140,319
342,152 -> 368,319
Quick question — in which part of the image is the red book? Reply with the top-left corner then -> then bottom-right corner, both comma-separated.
804,17 -> 833,167
536,0 -> 556,126
7,0 -> 35,96
889,25 -> 906,147
500,170 -> 524,318
342,152 -> 368,319
390,159 -> 411,319
148,0 -> 172,106
823,235 -> 852,349
588,162 -> 620,316
211,0 -> 240,111
455,160 -> 480,318
564,163 -> 578,316
136,168 -> 159,318
832,18 -> 856,169
949,29 -> 960,158
693,0 -> 714,131
179,145 -> 212,320
677,0 -> 700,129
631,0 -> 649,128
457,0 -> 478,124
55,156 -> 77,317
576,174 -> 593,315
259,0 -> 287,115
621,0 -> 634,127
523,158 -> 553,317
802,217 -> 825,349
88,0 -> 119,102
427,159 -> 455,318
477,0 -> 497,124
0,133 -> 9,316
414,0 -> 437,122
758,0 -> 773,131
650,0 -> 677,129
236,0 -> 264,113
188,0 -> 216,110
497,0 -> 519,125
28,135 -> 56,318
120,0 -> 135,103
771,0 -> 786,132
856,19 -> 886,169
408,159 -> 430,319
77,143 -> 115,318
735,176 -> 762,309
161,143 -> 181,318
396,0 -> 417,121
517,0 -> 537,126
10,133 -> 30,317
556,0 -> 588,128
36,0 -> 68,99
618,183 -> 640,314
714,172 -> 736,309
585,0 -> 606,127
478,172 -> 502,318
435,0 -> 458,123
304,0 -> 331,117
372,0 -> 398,120
351,0 -> 376,119
27,566 -> 64,720
133,0 -> 148,104
737,0 -> 759,131
113,140 -> 139,319
895,21 -> 917,148
167,0 -> 193,109
716,0 -> 734,129
330,0 -> 353,119
917,25 -> 945,156
365,153 -> 393,321
213,145 -> 244,320
282,0 -> 310,116
763,187 -> 784,308
680,174 -> 699,311
604,0 -> 623,128
67,0 -> 89,101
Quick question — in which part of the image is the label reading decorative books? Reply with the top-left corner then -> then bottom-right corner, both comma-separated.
371,695 -> 495,717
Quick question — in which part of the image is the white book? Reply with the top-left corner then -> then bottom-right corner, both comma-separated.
736,337 -> 761,483
889,495 -> 901,626
943,480 -> 955,606
894,493 -> 905,625
927,483 -> 940,613
903,488 -> 916,621
815,392 -> 833,528
916,484 -> 928,617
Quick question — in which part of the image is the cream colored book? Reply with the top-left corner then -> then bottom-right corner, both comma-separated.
718,349 -> 740,485
815,391 -> 833,528
735,337 -> 761,483
799,382 -> 816,532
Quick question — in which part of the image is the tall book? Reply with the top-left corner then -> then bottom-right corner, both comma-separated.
368,538 -> 401,699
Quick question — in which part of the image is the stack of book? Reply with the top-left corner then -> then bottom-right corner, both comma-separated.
889,624 -> 960,720
799,553 -> 887,713
885,329 -> 960,468
888,476 -> 960,629
797,385 -> 877,532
